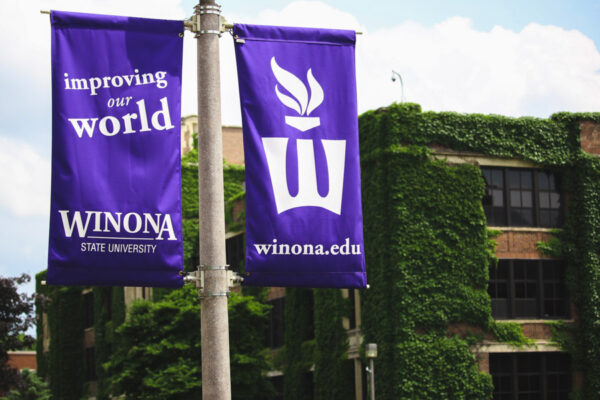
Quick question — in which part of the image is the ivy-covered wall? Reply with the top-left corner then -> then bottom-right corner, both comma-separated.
35,272 -> 126,400
93,287 -> 125,400
360,145 -> 493,398
35,271 -> 85,400
313,289 -> 353,400
358,103 -> 600,399
283,288 -> 315,400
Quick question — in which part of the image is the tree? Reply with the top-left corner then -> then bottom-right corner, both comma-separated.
2,369 -> 51,400
0,274 -> 35,392
106,286 -> 275,399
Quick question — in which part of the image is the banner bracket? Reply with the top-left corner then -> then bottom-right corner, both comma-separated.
185,3 -> 229,36
185,267 -> 244,291
200,264 -> 229,271
199,291 -> 229,299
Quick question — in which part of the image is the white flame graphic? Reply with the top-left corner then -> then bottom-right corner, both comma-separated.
271,57 -> 324,116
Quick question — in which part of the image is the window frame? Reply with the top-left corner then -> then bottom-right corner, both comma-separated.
490,352 -> 571,400
489,259 -> 570,320
482,167 -> 563,228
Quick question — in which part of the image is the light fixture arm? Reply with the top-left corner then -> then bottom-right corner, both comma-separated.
391,70 -> 405,103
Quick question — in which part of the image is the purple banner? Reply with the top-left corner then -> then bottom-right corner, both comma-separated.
47,11 -> 184,287
234,24 -> 366,288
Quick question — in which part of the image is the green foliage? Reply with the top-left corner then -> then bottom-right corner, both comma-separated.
393,335 -> 492,399
181,163 -> 199,272
359,103 -> 580,167
558,157 -> 600,398
180,161 -> 246,272
489,321 -> 534,347
0,274 -> 35,392
283,288 -> 315,400
2,369 -> 51,400
47,287 -> 84,400
93,287 -> 125,400
359,102 -> 600,398
34,272 -> 48,381
35,271 -> 126,400
313,289 -> 352,400
360,140 -> 493,398
106,286 -> 274,400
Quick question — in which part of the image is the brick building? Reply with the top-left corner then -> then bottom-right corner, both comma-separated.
37,108 -> 600,399
260,105 -> 600,399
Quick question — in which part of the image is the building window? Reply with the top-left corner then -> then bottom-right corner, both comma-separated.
490,353 -> 571,399
489,260 -> 569,319
482,167 -> 562,227
267,297 -> 285,349
83,292 -> 94,329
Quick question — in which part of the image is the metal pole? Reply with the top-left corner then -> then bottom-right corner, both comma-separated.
370,358 -> 375,400
195,1 -> 231,399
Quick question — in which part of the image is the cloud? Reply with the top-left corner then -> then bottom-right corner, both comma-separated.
216,5 -> 600,124
4,0 -> 599,132
0,0 -> 188,151
357,17 -> 600,117
0,137 -> 50,217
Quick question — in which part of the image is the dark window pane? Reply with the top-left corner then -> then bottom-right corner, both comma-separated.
497,262 -> 509,279
550,193 -> 560,209
522,191 -> 533,207
490,354 -> 512,373
539,192 -> 550,208
493,208 -> 506,225
515,300 -> 537,317
526,283 -> 537,297
491,353 -> 571,399
539,211 -> 548,227
548,173 -> 557,190
482,169 -> 491,184
493,169 -> 504,187
508,170 -> 520,188
514,265 -> 525,279
538,172 -> 549,190
492,299 -> 509,319
526,264 -> 537,279
510,190 -> 521,207
513,209 -> 533,226
493,190 -> 504,206
544,284 -> 555,297
549,210 -> 560,227
483,168 -> 562,228
521,171 -> 533,188
497,283 -> 508,298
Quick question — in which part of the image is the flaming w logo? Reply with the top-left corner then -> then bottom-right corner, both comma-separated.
271,57 -> 324,131
262,56 -> 346,215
